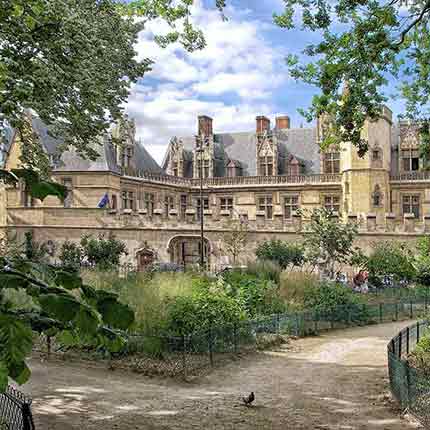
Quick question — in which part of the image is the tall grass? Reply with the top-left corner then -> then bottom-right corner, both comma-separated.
81,269 -> 200,333
279,271 -> 319,310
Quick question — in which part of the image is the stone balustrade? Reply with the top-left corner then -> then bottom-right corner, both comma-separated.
6,207 -> 430,235
132,171 -> 343,188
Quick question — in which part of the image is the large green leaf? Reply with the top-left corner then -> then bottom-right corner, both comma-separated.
38,293 -> 81,322
0,361 -> 8,392
54,270 -> 82,290
74,306 -> 99,336
97,298 -> 135,330
0,316 -> 33,386
10,362 -> 31,385
0,273 -> 29,290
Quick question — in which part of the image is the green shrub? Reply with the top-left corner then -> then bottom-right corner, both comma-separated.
222,270 -> 286,317
410,333 -> 430,373
303,282 -> 368,323
366,241 -> 416,284
256,240 -> 305,270
165,290 -> 245,335
80,234 -> 127,269
59,240 -> 83,270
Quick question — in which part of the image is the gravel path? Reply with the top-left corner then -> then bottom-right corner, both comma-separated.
23,321 -> 422,429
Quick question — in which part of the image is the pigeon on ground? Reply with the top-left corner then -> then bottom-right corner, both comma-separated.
243,392 -> 255,406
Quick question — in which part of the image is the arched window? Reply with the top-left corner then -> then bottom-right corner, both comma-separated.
372,185 -> 383,207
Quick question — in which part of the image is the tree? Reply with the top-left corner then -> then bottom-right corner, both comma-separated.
255,239 -> 305,270
302,208 -> 358,278
58,240 -> 83,271
366,240 -> 416,285
414,236 -> 430,286
0,0 -> 225,171
80,234 -> 128,270
221,218 -> 249,266
275,0 -> 430,157
0,250 -> 135,391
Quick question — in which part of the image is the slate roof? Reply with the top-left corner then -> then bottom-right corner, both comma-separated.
164,127 -> 321,176
1,116 -> 162,174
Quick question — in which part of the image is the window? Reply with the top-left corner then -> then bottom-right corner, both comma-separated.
111,194 -> 117,210
120,146 -> 133,168
284,195 -> 299,219
402,149 -> 419,172
145,193 -> 155,215
258,195 -> 273,219
372,185 -> 382,207
121,190 -> 135,210
196,197 -> 209,220
324,152 -> 340,174
21,184 -> 34,208
402,195 -> 420,218
197,159 -> 211,178
324,195 -> 340,213
220,197 -> 233,213
372,149 -> 381,160
164,195 -> 175,216
259,156 -> 274,176
173,161 -> 179,176
62,178 -> 73,208
180,195 -> 188,219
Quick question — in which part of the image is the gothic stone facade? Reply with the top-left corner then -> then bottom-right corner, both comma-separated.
1,109 -> 429,271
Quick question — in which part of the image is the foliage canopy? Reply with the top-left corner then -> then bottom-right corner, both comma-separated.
275,0 -> 430,156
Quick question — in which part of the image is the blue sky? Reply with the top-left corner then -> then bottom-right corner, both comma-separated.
125,0 -> 406,164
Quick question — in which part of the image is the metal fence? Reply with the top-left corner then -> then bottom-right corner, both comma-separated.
124,297 -> 430,378
0,386 -> 35,430
388,320 -> 430,428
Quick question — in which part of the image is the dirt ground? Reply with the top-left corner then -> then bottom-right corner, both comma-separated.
23,321 -> 422,430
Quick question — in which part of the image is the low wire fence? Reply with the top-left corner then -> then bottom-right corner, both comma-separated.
0,385 -> 35,430
388,320 -> 430,428
123,297 -> 429,378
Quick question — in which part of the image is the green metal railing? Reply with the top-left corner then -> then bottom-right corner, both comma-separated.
125,297 -> 429,378
388,321 -> 430,429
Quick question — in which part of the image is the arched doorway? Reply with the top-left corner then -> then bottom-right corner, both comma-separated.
167,235 -> 210,269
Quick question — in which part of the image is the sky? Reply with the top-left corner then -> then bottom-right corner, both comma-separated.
125,0 -> 406,165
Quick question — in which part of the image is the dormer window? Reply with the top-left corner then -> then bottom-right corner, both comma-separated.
401,149 -> 419,172
197,159 -> 210,178
226,160 -> 241,177
287,156 -> 301,176
173,161 -> 178,176
324,152 -> 340,174
120,146 -> 133,168
259,156 -> 274,176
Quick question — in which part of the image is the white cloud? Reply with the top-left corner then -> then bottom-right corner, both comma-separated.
126,1 -> 287,164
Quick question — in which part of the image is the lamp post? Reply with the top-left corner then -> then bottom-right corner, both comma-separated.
195,135 -> 206,269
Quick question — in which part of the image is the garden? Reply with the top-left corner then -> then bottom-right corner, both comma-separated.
4,209 -> 430,383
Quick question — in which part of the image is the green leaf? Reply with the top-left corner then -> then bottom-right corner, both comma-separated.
54,270 -> 82,290
38,293 -> 81,322
56,330 -> 78,347
10,362 -> 31,385
0,273 -> 29,289
74,306 -> 99,336
97,298 -> 134,330
0,361 -> 8,392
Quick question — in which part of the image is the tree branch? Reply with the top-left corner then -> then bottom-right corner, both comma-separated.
394,0 -> 430,47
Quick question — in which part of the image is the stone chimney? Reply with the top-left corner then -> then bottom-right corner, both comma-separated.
198,115 -> 213,137
275,115 -> 290,130
256,116 -> 271,134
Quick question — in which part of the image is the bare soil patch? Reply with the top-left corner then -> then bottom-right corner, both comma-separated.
23,321 -> 422,429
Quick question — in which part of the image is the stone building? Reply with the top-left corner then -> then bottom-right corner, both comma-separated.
1,107 -> 429,271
